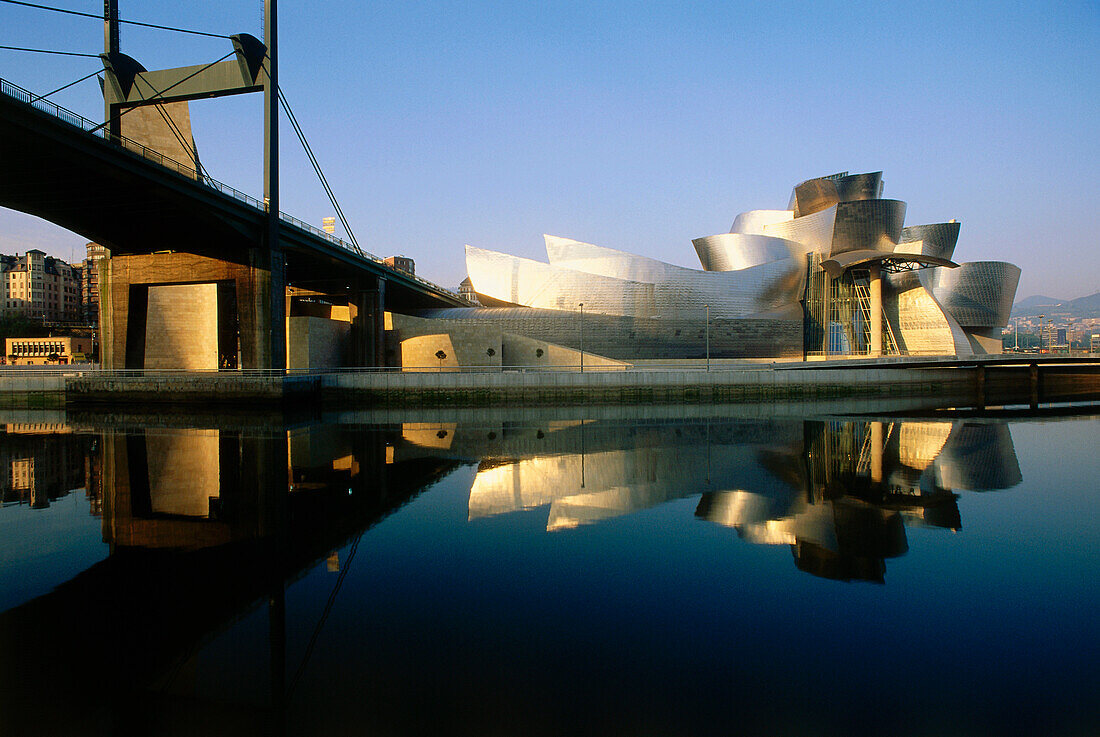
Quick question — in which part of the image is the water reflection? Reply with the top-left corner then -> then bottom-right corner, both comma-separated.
397,417 -> 1021,582
0,410 -> 1032,733
0,421 -> 95,511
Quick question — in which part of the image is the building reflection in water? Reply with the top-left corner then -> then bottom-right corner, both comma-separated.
0,412 -> 1024,733
0,422 -> 95,512
397,417 -> 1022,583
0,419 -> 459,736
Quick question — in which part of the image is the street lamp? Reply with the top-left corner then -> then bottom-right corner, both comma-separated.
578,302 -> 584,373
705,304 -> 710,372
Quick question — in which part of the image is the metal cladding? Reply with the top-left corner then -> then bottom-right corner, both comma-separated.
730,209 -> 794,235
830,200 -> 907,256
465,245 -> 658,317
544,235 -> 805,319
899,223 -> 961,261
921,261 -> 1021,328
441,169 -> 1022,363
790,171 -> 884,217
691,233 -> 796,271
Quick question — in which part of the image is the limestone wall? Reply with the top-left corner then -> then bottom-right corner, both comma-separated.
145,283 -> 219,369
287,316 -> 350,369
399,325 -> 503,372
502,332 -> 628,370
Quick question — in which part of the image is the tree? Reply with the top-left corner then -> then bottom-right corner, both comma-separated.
47,352 -> 61,364
435,349 -> 447,371
0,314 -> 49,344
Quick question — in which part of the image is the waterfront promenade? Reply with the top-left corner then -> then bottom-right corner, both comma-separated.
1,355 -> 1096,409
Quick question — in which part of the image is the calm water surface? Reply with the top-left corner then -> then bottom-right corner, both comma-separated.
0,407 -> 1097,736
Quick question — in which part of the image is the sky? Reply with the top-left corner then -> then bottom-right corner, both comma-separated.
0,0 -> 1097,300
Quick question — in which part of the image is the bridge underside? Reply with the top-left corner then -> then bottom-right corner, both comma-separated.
0,89 -> 463,369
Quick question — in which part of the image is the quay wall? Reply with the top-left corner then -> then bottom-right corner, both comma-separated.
324,366 -> 971,407
0,361 -> 1095,408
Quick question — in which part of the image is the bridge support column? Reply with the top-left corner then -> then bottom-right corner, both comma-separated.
348,277 -> 386,367
98,251 -> 288,370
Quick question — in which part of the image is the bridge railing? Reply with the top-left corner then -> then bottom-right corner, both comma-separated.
1,76 -> 466,302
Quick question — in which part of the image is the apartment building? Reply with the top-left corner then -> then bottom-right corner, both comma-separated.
1,249 -> 81,322
82,242 -> 108,324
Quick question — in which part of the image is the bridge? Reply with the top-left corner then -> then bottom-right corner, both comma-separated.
0,3 -> 467,371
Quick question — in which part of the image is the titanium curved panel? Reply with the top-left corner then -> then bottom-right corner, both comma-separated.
543,235 -> 688,279
898,223 -> 960,261
729,209 -> 793,235
762,204 -> 836,256
791,176 -> 842,218
921,261 -> 1020,327
835,171 -> 884,203
465,245 -> 658,317
829,199 -> 907,256
691,233 -> 798,271
545,235 -> 806,318
884,277 -> 973,356
791,172 -> 883,217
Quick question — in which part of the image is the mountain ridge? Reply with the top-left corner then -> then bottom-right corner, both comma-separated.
1011,292 -> 1100,318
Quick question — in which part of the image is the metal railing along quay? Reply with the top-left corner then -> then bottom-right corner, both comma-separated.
1,354 -> 1097,379
0,76 -> 465,301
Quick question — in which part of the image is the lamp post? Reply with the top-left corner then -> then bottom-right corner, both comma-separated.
705,304 -> 710,372
1039,314 -> 1045,353
1014,317 -> 1018,351
578,302 -> 584,372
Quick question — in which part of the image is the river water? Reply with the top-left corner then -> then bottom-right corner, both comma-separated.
0,405 -> 1097,736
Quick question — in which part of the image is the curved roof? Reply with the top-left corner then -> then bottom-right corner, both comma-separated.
790,171 -> 884,217
898,223 -> 961,262
729,209 -> 793,235
922,261 -> 1021,328
691,233 -> 796,271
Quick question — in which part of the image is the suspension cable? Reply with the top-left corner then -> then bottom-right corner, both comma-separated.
277,85 -> 364,254
0,0 -> 229,38
285,532 -> 365,699
0,44 -> 98,58
131,74 -> 211,182
28,68 -> 101,103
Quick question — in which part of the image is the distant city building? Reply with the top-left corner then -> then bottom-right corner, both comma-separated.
0,249 -> 81,322
5,335 -> 93,365
322,216 -> 336,234
458,276 -> 479,304
383,256 -> 415,276
1091,334 -> 1100,353
82,242 -> 108,325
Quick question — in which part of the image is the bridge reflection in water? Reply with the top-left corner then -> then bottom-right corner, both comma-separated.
0,412 -> 1023,733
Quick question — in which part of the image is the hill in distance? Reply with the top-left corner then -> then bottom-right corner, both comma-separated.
1012,292 -> 1100,318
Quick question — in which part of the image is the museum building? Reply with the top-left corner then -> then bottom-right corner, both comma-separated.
387,172 -> 1020,369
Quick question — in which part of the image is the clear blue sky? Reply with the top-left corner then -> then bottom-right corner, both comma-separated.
1,1 -> 1097,299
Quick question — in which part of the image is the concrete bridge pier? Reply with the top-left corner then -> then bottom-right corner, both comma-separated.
348,276 -> 386,368
99,250 -> 286,370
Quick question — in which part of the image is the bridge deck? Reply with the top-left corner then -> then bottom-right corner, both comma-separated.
0,76 -> 467,310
